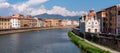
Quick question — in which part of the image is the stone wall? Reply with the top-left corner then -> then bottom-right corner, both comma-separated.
72,28 -> 120,51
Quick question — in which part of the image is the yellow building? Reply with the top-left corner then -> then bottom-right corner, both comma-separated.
42,18 -> 59,27
0,17 -> 11,29
60,20 -> 67,26
51,18 -> 59,27
42,18 -> 51,27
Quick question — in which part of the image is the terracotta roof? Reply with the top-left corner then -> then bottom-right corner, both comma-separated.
0,16 -> 3,18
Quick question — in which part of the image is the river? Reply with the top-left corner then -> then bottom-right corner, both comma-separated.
0,28 -> 83,53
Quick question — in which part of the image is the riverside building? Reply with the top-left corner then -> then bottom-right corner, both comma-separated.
79,9 -> 100,33
0,17 -> 11,29
96,4 -> 120,34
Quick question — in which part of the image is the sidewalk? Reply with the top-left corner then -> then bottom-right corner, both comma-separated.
76,35 -> 120,53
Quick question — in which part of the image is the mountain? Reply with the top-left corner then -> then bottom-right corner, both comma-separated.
33,13 -> 80,20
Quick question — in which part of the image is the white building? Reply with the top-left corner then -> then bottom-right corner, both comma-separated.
79,9 -> 100,33
85,17 -> 100,33
10,18 -> 20,28
34,17 -> 43,27
72,20 -> 79,26
66,19 -> 72,26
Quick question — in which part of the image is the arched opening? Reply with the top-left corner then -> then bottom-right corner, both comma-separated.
88,29 -> 91,32
95,29 -> 97,33
24,24 -> 29,27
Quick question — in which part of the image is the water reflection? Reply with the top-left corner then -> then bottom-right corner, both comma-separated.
0,28 -> 82,53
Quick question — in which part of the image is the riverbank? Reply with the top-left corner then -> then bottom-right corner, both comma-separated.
68,31 -> 110,53
0,26 -> 75,35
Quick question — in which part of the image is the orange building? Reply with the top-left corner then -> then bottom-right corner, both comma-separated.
97,10 -> 106,33
19,18 -> 37,28
58,20 -> 63,26
12,14 -> 24,18
42,18 -> 51,27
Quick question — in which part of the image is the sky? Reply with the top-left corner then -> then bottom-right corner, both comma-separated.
0,0 -> 120,16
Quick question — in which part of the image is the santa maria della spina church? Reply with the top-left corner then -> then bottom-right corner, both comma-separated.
79,9 -> 100,33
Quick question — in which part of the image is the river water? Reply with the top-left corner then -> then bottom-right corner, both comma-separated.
0,28 -> 83,53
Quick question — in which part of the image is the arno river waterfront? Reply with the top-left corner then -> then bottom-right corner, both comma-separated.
0,28 -> 83,53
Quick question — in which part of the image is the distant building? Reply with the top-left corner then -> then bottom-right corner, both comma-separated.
9,15 -> 37,28
42,18 -> 59,27
51,18 -> 59,27
79,9 -> 100,33
42,18 -> 51,27
12,14 -> 24,18
71,20 -> 79,26
0,17 -> 11,29
60,19 -> 67,26
20,18 -> 37,28
58,20 -> 63,26
96,4 -> 120,34
30,18 -> 37,28
34,17 -> 43,27
66,19 -> 72,26
10,18 -> 20,29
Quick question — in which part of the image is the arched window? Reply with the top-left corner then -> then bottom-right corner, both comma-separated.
95,29 -> 97,33
88,29 -> 91,32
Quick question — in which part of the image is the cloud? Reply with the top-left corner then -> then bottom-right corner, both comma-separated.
0,0 -> 86,16
0,1 -> 15,16
28,5 -> 47,15
0,0 -> 9,8
30,5 -> 87,16
26,0 -> 48,6
12,0 -> 48,14
0,0 -> 6,3
0,2 -> 10,8
47,6 -> 82,16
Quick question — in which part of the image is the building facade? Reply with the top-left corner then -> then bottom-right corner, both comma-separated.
42,18 -> 51,27
48,18 -> 59,27
66,19 -> 72,26
96,4 -> 120,34
85,17 -> 100,33
60,19 -> 67,26
71,20 -> 79,26
0,17 -> 11,29
34,17 -> 43,27
29,18 -> 37,28
96,10 -> 106,33
10,18 -> 20,28
19,18 -> 37,28
80,10 -> 100,33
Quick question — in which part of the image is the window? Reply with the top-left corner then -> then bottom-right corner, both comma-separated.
95,29 -> 97,33
95,22 -> 97,24
88,22 -> 90,24
88,29 -> 91,32
5,23 -> 6,25
118,11 -> 120,15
